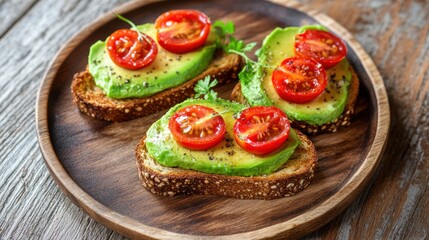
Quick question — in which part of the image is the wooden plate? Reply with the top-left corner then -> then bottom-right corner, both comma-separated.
36,0 -> 390,239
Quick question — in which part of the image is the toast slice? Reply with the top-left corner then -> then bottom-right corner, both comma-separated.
135,130 -> 317,200
71,52 -> 242,122
231,67 -> 360,135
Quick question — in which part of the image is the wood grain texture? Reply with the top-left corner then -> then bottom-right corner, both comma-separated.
0,1 -> 128,239
36,0 -> 388,239
0,0 -> 38,38
0,0 -> 427,240
297,0 -> 429,239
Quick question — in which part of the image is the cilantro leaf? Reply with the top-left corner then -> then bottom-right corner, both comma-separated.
213,20 -> 236,48
223,36 -> 258,68
212,20 -> 270,81
194,76 -> 219,100
223,36 -> 257,54
213,20 -> 235,37
241,42 -> 257,53
212,20 -> 258,67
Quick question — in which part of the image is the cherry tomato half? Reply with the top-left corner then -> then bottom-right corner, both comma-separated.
295,29 -> 347,68
107,29 -> 158,70
233,106 -> 290,155
155,10 -> 211,53
272,56 -> 327,103
168,105 -> 226,151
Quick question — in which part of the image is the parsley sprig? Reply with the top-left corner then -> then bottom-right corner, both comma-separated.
213,20 -> 271,76
194,76 -> 219,101
213,21 -> 235,39
213,20 -> 258,65
194,76 -> 235,118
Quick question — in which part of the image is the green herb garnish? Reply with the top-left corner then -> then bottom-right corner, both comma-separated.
213,20 -> 235,39
194,76 -> 219,101
224,37 -> 258,66
114,13 -> 145,42
213,20 -> 264,77
213,20 -> 258,64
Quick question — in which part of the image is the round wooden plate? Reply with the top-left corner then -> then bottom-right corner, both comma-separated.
36,0 -> 390,239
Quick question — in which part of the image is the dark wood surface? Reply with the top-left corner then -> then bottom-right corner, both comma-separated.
1,0 -> 428,239
36,0 -> 389,238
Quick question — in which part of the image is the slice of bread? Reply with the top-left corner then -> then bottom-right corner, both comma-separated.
135,130 -> 317,200
231,67 -> 360,135
71,52 -> 242,122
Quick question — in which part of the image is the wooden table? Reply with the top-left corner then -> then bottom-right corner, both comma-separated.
1,0 -> 428,239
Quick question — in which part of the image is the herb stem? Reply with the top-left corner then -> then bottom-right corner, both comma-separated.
114,13 -> 146,42
227,49 -> 258,65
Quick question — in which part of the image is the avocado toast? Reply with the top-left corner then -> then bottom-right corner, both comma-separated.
72,50 -> 240,122
231,25 -> 359,135
135,79 -> 317,199
71,11 -> 242,122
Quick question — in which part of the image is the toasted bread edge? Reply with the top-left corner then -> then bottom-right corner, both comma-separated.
135,130 -> 317,200
71,52 -> 242,122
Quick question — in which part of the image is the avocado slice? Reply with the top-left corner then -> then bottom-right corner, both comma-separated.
240,26 -> 352,125
145,98 -> 300,177
88,24 -> 217,99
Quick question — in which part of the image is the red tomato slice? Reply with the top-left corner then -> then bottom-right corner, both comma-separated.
233,106 -> 290,155
155,10 -> 211,53
107,29 -> 158,70
272,56 -> 327,103
295,29 -> 347,68
168,105 -> 226,150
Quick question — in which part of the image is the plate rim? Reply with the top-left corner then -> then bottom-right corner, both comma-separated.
36,0 -> 390,239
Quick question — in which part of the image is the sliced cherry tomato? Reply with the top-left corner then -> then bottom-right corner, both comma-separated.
107,29 -> 158,70
168,105 -> 226,150
295,29 -> 347,68
155,10 -> 211,53
272,56 -> 327,103
233,106 -> 290,155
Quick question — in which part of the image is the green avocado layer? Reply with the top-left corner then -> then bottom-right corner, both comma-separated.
240,25 -> 352,125
145,98 -> 300,176
88,24 -> 217,99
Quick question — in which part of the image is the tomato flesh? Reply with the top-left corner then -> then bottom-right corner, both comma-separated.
272,56 -> 327,103
295,29 -> 347,68
169,105 -> 226,150
107,29 -> 158,70
155,10 -> 211,53
233,106 -> 290,155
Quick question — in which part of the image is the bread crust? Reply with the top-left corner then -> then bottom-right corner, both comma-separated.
135,130 -> 317,200
230,67 -> 360,135
71,52 -> 242,122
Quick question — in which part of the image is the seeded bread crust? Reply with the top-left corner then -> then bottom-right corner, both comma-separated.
230,67 -> 360,135
135,130 -> 317,200
71,52 -> 242,122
